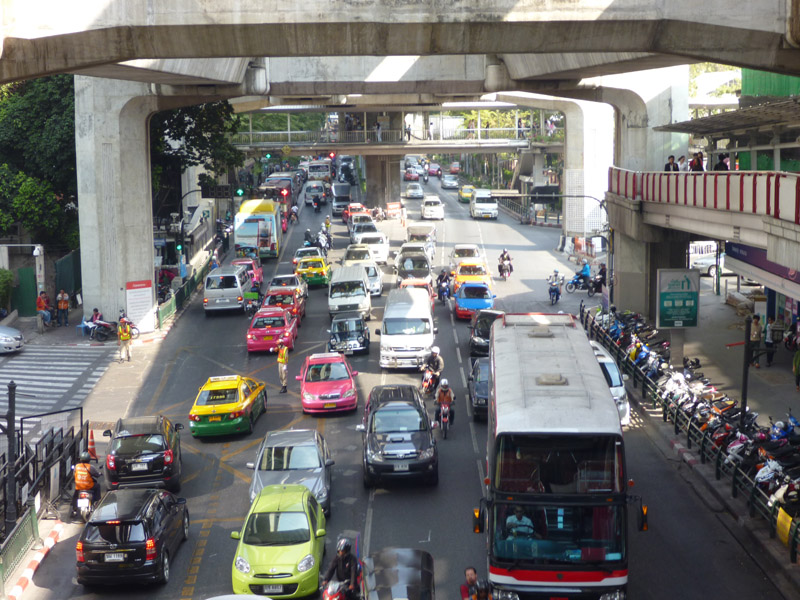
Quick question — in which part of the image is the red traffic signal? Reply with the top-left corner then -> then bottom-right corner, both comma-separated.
329,152 -> 335,160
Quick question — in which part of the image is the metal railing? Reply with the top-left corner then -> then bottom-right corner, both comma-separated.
157,255 -> 213,327
578,303 -> 800,563
0,506 -> 40,583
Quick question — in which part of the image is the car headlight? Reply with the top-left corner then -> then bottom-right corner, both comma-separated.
234,556 -> 251,574
0,336 -> 13,343
343,388 -> 355,398
419,447 -> 435,460
297,554 -> 315,573
599,591 -> 626,600
366,446 -> 384,462
303,391 -> 314,402
472,336 -> 487,344
316,487 -> 329,502
357,336 -> 365,343
495,591 -> 519,600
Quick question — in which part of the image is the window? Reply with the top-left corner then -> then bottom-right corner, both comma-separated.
84,521 -> 147,544
305,362 -> 350,382
251,316 -> 287,329
333,319 -> 364,334
243,511 -> 310,545
267,294 -> 293,307
460,265 -> 487,276
206,275 -> 238,290
598,362 -> 624,388
330,282 -> 366,298
308,498 -> 318,533
195,388 -> 238,406
461,286 -> 491,299
345,249 -> 371,261
372,407 -> 425,433
383,318 -> 431,335
259,445 -> 321,470
111,434 -> 166,454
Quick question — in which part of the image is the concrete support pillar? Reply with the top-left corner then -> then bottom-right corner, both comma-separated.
75,76 -> 159,326
365,155 -> 401,208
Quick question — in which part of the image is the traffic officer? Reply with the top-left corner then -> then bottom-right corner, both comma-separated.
270,338 -> 289,393
117,319 -> 132,362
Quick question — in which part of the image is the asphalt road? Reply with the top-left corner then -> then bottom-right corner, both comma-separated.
25,175 -> 786,600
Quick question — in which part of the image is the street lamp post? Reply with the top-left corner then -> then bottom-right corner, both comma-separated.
1,381 -> 17,534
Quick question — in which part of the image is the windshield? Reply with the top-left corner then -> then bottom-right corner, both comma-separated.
598,362 -> 624,388
345,249 -> 371,261
383,318 -> 431,335
459,265 -> 487,276
305,362 -> 350,382
494,434 -> 624,494
332,319 -> 364,334
490,502 -> 625,566
309,164 -> 330,174
365,266 -> 379,278
206,275 -> 238,290
461,286 -> 492,299
475,314 -> 499,333
111,434 -> 165,455
455,248 -> 479,258
84,522 -> 146,544
195,388 -> 238,406
251,316 -> 287,329
356,224 -> 378,234
476,361 -> 490,382
243,511 -> 310,546
300,261 -> 324,270
330,282 -> 366,298
371,407 -> 425,433
399,257 -> 429,271
361,236 -> 384,246
258,445 -> 321,470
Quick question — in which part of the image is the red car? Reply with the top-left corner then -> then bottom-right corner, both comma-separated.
343,202 -> 367,223
404,168 -> 419,181
246,307 -> 298,353
449,162 -> 461,174
263,289 -> 306,322
428,163 -> 442,177
231,257 -> 263,286
296,352 -> 359,414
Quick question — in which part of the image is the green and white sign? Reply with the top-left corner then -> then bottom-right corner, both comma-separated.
657,269 -> 700,328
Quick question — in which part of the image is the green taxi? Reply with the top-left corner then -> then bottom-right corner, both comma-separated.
458,185 -> 475,203
295,256 -> 332,286
188,375 -> 267,437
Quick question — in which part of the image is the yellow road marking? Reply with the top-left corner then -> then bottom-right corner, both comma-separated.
145,350 -> 182,414
218,460 -> 252,483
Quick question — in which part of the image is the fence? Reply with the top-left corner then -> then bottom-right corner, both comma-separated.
157,255 -> 213,328
578,303 -> 800,562
0,506 -> 40,583
231,127 -> 539,146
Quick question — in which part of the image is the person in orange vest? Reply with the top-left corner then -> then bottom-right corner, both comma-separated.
117,319 -> 133,362
56,289 -> 70,327
72,451 -> 100,516
270,338 -> 289,393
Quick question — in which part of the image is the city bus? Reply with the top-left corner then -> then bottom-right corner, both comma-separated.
234,200 -> 282,260
473,313 -> 645,600
307,158 -> 333,181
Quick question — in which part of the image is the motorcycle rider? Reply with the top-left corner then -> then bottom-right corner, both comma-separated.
322,538 -> 358,599
436,269 -> 451,301
547,269 -> 563,301
498,248 -> 513,277
422,346 -> 444,390
434,378 -> 455,426
596,262 -> 607,287
290,204 -> 299,223
304,228 -> 316,246
72,451 -> 101,518
577,259 -> 591,288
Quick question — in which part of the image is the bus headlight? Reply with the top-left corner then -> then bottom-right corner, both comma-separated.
494,591 -> 519,600
599,592 -> 625,600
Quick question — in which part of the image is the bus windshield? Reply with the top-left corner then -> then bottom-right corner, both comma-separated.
494,434 -> 623,494
490,501 -> 625,566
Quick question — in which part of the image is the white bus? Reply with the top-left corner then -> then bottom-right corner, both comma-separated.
474,313 -> 644,600
307,159 -> 333,181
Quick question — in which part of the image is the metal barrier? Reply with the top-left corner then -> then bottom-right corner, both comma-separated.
578,304 -> 800,564
0,506 -> 40,583
157,256 -> 212,328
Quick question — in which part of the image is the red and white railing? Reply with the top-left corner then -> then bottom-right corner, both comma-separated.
608,167 -> 800,225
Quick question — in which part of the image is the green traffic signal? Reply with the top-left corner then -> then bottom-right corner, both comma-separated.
265,153 -> 271,159
176,243 -> 183,251
236,188 -> 245,197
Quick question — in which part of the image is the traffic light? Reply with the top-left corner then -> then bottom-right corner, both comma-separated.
176,242 -> 182,252
265,153 -> 271,160
236,188 -> 244,197
329,152 -> 335,160
280,188 -> 289,197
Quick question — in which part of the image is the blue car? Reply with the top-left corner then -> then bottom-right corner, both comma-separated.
454,283 -> 495,320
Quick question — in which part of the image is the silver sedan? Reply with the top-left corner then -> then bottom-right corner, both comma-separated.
0,324 -> 24,354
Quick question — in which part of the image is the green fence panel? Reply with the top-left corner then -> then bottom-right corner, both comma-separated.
0,507 -> 36,581
54,249 -> 81,297
11,267 -> 36,316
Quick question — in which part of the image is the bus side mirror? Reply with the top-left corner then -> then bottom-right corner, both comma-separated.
472,507 -> 485,534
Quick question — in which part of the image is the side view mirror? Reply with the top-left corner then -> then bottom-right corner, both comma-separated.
295,375 -> 302,381
230,531 -> 241,540
622,374 -> 630,382
174,423 -> 184,431
246,462 -> 255,469
352,371 -> 359,376
433,327 -> 439,334
102,430 -> 112,437
316,528 -> 326,538
374,329 -> 381,336
325,458 -> 335,467
356,424 -> 366,432
177,497 -> 187,505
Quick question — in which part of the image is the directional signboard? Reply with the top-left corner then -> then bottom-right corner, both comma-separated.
657,269 -> 700,328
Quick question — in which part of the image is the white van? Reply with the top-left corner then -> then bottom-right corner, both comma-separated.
203,265 -> 253,314
376,288 -> 438,369
469,188 -> 498,219
328,265 -> 371,320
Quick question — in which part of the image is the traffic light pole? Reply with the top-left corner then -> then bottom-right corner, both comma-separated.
1,381 -> 17,534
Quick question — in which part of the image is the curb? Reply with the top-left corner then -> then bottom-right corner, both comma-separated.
7,521 -> 64,600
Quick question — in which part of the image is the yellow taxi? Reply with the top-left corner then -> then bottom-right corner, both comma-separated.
188,375 -> 267,437
295,256 -> 332,286
458,185 -> 475,203
451,259 -> 493,293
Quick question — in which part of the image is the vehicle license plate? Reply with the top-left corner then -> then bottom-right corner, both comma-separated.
209,416 -> 222,422
216,298 -> 228,303
131,462 -> 148,471
344,350 -> 354,356
262,585 -> 282,594
77,497 -> 90,508
394,463 -> 409,472
324,403 -> 336,409
263,335 -> 273,340
483,214 -> 491,218
105,553 -> 124,562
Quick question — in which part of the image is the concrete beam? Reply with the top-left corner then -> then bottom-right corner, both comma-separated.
501,52 -> 693,81
73,57 -> 251,86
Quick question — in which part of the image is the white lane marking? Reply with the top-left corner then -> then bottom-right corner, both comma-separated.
477,458 -> 487,498
455,346 -> 462,365
459,366 -> 467,389
363,488 -> 376,556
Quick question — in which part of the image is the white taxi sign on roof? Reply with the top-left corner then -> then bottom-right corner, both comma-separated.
209,375 -> 239,382
310,352 -> 341,360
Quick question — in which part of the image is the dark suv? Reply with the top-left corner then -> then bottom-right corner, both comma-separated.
103,416 -> 183,492
468,309 -> 504,357
357,386 -> 437,488
76,488 -> 188,586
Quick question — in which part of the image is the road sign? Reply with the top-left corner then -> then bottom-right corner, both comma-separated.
282,145 -> 292,156
656,269 -> 700,328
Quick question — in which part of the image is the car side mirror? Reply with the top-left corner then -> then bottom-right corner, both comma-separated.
230,531 -> 241,540
352,371 -> 359,376
102,430 -> 112,437
176,497 -> 187,505
316,528 -> 326,538
433,327 -> 439,334
295,375 -> 302,381
246,462 -> 255,469
623,374 -> 630,382
374,329 -> 381,336
174,423 -> 184,431
326,329 -> 331,334
356,424 -> 366,432
325,458 -> 335,467
492,294 -> 497,299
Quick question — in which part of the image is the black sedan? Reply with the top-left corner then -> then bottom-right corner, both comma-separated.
76,488 -> 189,586
468,358 -> 490,420
103,415 -> 183,492
468,309 -> 504,357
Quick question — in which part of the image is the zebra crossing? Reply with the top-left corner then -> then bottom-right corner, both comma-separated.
0,346 -> 114,435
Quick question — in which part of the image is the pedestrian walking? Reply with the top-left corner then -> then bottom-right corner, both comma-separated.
664,155 -> 679,172
401,205 -> 407,228
750,314 -> 763,369
270,338 -> 289,393
405,124 -> 411,141
765,316 -> 776,367
375,121 -> 382,142
56,289 -> 70,327
793,346 -> 800,391
117,319 -> 132,362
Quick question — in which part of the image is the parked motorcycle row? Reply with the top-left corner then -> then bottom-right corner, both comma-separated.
592,306 -> 800,518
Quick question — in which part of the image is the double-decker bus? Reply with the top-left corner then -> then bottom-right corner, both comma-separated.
474,313 -> 644,600
234,200 -> 283,259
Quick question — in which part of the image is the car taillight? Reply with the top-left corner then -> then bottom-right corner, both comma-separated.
76,541 -> 84,562
229,410 -> 245,420
164,449 -> 174,464
106,454 -> 116,470
188,414 -> 201,422
237,296 -> 243,302
203,298 -> 208,305
271,243 -> 276,251
291,308 -> 297,314
293,259 -> 298,264
145,538 -> 156,562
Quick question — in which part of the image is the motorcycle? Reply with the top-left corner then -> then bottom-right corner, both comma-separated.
548,276 -> 564,305
785,330 -> 799,352
420,367 -> 437,397
92,319 -> 117,342
498,259 -> 512,281
372,207 -> 385,222
289,209 -> 298,224
75,489 -> 96,523
565,273 -> 596,296
438,280 -> 451,304
438,402 -> 451,439
422,172 -> 429,184
322,535 -> 364,600
313,195 -> 322,213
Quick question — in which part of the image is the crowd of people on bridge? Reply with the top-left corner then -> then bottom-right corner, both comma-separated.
665,151 -> 732,173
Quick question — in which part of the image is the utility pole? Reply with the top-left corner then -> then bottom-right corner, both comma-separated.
1,381 -> 17,534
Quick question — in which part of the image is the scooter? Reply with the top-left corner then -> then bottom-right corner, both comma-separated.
422,172 -> 429,184
92,320 -> 117,342
565,273 -> 596,296
420,367 -> 437,396
498,260 -> 512,280
438,280 -> 451,304
548,276 -> 564,305
75,489 -> 96,523
313,196 -> 322,213
438,402 -> 451,439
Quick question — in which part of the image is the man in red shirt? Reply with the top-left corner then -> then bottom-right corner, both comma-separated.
460,566 -> 478,600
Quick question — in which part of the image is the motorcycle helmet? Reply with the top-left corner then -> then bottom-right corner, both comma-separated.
440,378 -> 449,389
553,269 -> 559,274
336,538 -> 351,554
306,228 -> 311,234
774,421 -> 786,431
79,451 -> 91,462
582,259 -> 588,265
503,248 -> 507,253
754,431 -> 768,442
431,346 -> 440,355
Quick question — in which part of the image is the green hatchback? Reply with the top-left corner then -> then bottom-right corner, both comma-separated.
231,484 -> 326,598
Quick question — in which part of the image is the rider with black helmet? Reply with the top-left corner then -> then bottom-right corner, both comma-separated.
72,450 -> 101,515
322,538 -> 358,598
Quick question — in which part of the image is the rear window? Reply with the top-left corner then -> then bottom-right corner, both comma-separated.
195,389 -> 238,406
266,294 -> 293,306
454,248 -> 478,258
461,286 -> 492,299
475,196 -> 496,204
111,434 -> 166,454
259,445 -> 321,470
459,265 -> 487,276
361,236 -> 384,245
206,275 -> 238,290
345,249 -> 371,261
252,316 -> 287,329
84,522 -> 147,544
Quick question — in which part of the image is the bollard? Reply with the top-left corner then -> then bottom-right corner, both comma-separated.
789,520 -> 800,563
